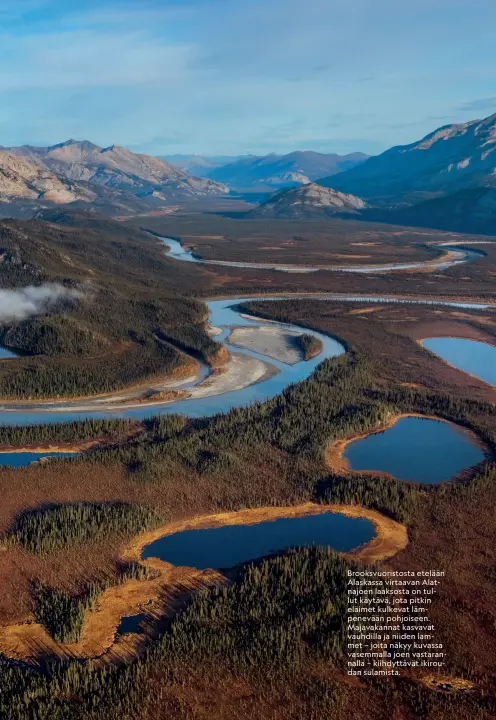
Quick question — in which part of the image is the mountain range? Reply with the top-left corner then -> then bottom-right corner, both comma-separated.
260,113 -> 496,233
205,151 -> 370,190
322,113 -> 496,204
0,140 -> 228,217
0,113 -> 495,233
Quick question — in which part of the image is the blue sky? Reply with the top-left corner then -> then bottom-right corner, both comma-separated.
0,0 -> 495,156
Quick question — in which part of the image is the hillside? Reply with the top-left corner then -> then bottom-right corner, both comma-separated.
207,150 -> 369,190
368,186 -> 496,235
0,214 -> 220,398
250,182 -> 366,218
9,140 -> 228,202
0,151 -> 166,219
323,112 -> 496,203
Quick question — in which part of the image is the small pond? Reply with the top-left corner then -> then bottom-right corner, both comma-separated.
343,417 -> 485,484
116,613 -> 148,636
0,346 -> 19,359
0,452 -> 78,468
422,337 -> 496,387
142,512 -> 375,570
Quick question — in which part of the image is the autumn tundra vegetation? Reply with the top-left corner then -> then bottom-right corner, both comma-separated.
0,211 -> 495,718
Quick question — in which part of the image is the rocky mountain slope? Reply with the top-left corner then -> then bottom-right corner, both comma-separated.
0,152 -> 168,219
250,183 -> 366,218
207,150 -> 369,190
323,113 -> 496,203
0,150 -> 94,206
9,140 -> 228,201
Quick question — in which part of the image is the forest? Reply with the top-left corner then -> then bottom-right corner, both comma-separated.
1,547 -> 493,720
0,219 -> 219,398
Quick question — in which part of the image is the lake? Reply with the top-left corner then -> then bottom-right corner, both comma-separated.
0,451 -> 78,468
142,511 -> 375,570
422,337 -> 496,387
343,416 -> 485,484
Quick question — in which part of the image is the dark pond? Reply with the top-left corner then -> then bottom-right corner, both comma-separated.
142,512 -> 375,570
422,337 -> 496,387
343,417 -> 485,484
0,452 -> 77,468
116,613 -> 148,635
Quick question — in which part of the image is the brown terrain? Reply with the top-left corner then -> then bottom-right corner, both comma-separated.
134,213 -> 496,302
0,301 -> 494,626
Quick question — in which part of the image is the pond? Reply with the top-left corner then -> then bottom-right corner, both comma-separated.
116,613 -> 148,636
343,416 -> 485,484
422,337 -> 496,387
142,511 -> 375,570
0,347 -> 19,359
0,451 -> 78,468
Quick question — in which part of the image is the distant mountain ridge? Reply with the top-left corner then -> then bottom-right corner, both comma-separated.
322,113 -> 496,203
250,183 -> 366,219
207,150 -> 369,190
160,154 -> 252,177
9,139 -> 228,201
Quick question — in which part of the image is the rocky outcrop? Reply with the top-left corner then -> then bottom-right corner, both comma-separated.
250,183 -> 366,218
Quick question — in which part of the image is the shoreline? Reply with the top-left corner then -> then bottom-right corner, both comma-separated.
0,351 -> 277,414
0,358 -> 201,407
0,502 -> 407,665
326,413 -> 492,480
0,445 -> 85,455
418,335 -> 496,390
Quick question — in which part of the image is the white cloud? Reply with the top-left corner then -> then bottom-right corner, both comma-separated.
0,284 -> 82,324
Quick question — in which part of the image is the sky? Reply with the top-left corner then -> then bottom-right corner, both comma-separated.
0,0 -> 495,157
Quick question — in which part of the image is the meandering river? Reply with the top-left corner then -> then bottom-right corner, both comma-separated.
159,235 -> 486,274
0,234 -> 493,425
1,293 -> 495,426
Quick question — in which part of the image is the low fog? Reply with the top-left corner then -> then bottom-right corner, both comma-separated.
0,284 -> 82,324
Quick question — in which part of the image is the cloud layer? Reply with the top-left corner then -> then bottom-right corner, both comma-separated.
0,284 -> 82,324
